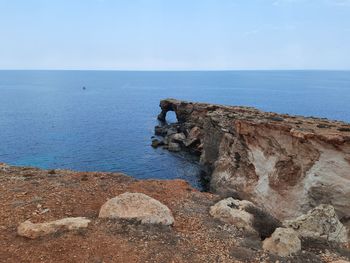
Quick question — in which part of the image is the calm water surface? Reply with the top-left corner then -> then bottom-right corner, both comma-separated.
0,71 -> 349,188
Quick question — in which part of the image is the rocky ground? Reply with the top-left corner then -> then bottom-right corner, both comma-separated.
0,163 -> 349,263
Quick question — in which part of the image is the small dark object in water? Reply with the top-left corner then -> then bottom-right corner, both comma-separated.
82,86 -> 86,90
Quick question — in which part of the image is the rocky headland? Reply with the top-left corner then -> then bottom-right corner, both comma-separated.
153,99 -> 350,222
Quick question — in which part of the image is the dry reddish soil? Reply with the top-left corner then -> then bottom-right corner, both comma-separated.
0,164 -> 349,263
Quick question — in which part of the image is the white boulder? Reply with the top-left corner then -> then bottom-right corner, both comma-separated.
99,192 -> 174,225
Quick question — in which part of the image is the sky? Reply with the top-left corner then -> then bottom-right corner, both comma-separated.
0,0 -> 349,70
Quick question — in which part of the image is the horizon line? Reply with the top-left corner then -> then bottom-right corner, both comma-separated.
0,69 -> 350,72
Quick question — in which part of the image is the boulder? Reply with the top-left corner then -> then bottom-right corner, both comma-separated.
99,192 -> 174,225
283,204 -> 348,243
17,217 -> 91,239
170,133 -> 186,144
262,227 -> 301,257
151,139 -> 164,148
168,142 -> 181,152
166,128 -> 178,136
209,198 -> 256,233
154,126 -> 167,136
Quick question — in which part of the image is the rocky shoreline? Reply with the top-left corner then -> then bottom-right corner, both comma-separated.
152,99 -> 350,222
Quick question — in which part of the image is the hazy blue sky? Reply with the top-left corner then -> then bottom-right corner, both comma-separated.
0,0 -> 349,70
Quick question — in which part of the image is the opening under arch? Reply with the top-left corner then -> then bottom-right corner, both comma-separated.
165,110 -> 177,124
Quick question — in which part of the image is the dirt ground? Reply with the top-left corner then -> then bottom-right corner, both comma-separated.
0,163 -> 349,263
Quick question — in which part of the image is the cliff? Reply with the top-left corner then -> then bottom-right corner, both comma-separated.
155,99 -> 350,220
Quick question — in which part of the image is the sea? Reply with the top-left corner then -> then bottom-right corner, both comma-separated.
0,70 -> 349,189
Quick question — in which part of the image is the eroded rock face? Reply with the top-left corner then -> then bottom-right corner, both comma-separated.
262,227 -> 301,257
155,99 -> 350,220
283,204 -> 348,244
99,192 -> 174,225
17,217 -> 91,239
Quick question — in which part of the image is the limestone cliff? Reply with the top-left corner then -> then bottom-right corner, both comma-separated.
155,99 -> 350,220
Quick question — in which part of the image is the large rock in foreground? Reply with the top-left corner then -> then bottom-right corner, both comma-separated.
17,217 -> 91,239
99,192 -> 174,225
263,227 -> 301,257
283,204 -> 348,244
156,98 -> 350,220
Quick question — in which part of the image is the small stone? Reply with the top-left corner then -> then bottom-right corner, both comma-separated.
168,142 -> 181,152
40,208 -> 50,214
17,217 -> 91,239
81,174 -> 88,181
154,126 -> 167,136
263,228 -> 301,257
151,139 -> 164,148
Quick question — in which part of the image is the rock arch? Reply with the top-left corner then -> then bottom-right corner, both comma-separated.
157,98 -> 193,123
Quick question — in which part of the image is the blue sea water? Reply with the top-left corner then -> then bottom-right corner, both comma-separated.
0,70 -> 349,189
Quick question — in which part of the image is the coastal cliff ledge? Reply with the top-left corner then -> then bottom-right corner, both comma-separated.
0,163 -> 349,262
154,98 -> 350,220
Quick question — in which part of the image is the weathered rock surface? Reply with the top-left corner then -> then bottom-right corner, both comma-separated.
209,198 -> 281,238
263,227 -> 301,257
155,98 -> 350,220
99,192 -> 174,225
284,204 -> 348,244
209,198 -> 256,233
17,217 -> 91,239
